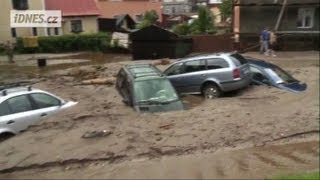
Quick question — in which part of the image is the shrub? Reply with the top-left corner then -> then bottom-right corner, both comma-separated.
15,33 -> 111,53
173,23 -> 190,36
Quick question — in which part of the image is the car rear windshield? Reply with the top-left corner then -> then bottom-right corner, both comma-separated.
230,54 -> 248,66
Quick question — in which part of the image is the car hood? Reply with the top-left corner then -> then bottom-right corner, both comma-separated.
278,82 -> 307,92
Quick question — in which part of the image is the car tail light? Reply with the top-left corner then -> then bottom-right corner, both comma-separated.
233,68 -> 240,79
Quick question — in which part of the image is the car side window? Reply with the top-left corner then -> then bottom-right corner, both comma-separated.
206,58 -> 229,70
30,93 -> 61,109
6,95 -> 33,114
165,63 -> 184,76
0,102 -> 11,116
184,60 -> 206,73
250,66 -> 268,82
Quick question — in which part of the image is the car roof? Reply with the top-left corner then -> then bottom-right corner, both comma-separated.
0,87 -> 48,102
177,52 -> 234,62
124,64 -> 164,81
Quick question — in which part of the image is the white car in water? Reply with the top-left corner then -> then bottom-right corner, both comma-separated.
0,85 -> 77,140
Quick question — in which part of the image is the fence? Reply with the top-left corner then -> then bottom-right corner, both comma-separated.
191,34 -> 234,53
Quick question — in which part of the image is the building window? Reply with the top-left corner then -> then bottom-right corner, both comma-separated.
12,0 -> 29,10
32,27 -> 37,36
11,28 -> 17,38
54,27 -> 59,35
71,20 -> 83,33
297,8 -> 315,28
172,7 -> 176,14
47,28 -> 51,36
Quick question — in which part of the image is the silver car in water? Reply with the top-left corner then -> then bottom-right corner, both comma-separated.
0,86 -> 77,140
163,53 -> 251,98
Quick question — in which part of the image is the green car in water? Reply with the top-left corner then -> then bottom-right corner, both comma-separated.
116,64 -> 184,113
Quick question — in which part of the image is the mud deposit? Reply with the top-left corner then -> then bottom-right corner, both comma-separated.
0,52 -> 319,179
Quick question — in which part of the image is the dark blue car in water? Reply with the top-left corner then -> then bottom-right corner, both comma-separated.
246,58 -> 307,92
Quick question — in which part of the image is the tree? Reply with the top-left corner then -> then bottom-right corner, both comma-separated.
173,23 -> 190,36
190,6 -> 216,34
137,10 -> 159,29
219,0 -> 232,22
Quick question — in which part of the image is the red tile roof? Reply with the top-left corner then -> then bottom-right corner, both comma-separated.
45,0 -> 100,17
96,0 -> 162,21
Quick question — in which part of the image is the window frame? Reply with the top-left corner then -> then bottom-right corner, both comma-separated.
0,101 -> 11,117
11,28 -> 17,38
54,27 -> 59,35
28,93 -> 61,109
47,28 -> 51,36
70,20 -> 83,33
165,62 -> 184,76
206,58 -> 230,70
5,95 -> 36,115
32,27 -> 38,36
12,0 -> 29,10
297,8 -> 315,29
183,59 -> 206,74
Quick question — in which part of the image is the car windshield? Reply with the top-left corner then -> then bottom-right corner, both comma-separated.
134,79 -> 179,104
264,66 -> 297,84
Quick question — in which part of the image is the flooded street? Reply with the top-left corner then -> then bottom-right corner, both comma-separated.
0,51 -> 319,179
0,52 -> 131,81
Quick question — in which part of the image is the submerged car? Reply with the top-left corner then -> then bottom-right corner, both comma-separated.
116,64 -> 183,113
247,58 -> 307,92
163,53 -> 251,98
0,85 -> 77,139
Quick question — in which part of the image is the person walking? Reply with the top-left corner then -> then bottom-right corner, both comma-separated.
0,40 -> 15,63
260,27 -> 270,56
269,30 -> 277,57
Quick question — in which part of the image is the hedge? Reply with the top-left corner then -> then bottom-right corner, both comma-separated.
15,33 -> 112,53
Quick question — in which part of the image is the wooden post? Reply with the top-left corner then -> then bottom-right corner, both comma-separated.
274,0 -> 287,31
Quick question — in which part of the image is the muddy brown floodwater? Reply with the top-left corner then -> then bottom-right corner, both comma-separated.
0,51 -> 319,179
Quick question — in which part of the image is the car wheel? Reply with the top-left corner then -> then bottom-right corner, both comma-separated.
203,84 -> 221,99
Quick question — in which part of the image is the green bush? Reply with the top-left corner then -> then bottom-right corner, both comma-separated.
15,33 -> 111,53
173,23 -> 190,36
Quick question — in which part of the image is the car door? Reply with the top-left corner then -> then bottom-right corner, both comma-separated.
164,62 -> 186,93
178,60 -> 207,93
0,95 -> 39,134
28,93 -> 69,125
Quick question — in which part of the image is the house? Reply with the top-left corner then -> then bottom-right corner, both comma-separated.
0,0 -> 47,43
95,0 -> 162,23
233,0 -> 320,50
130,25 -> 193,59
208,0 -> 223,25
45,0 -> 100,35
162,0 -> 210,15
98,14 -> 136,33
162,14 -> 193,28
162,0 -> 193,15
